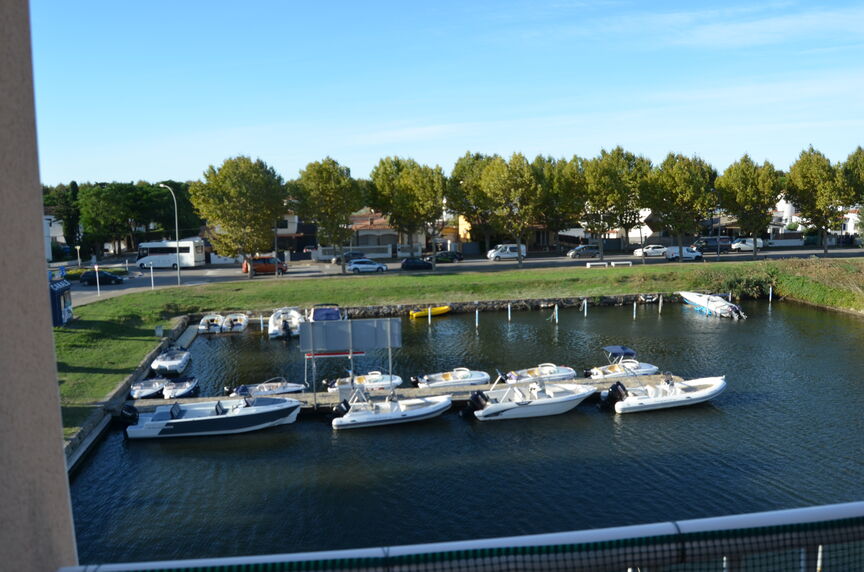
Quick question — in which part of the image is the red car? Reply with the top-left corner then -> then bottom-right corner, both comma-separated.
241,256 -> 288,275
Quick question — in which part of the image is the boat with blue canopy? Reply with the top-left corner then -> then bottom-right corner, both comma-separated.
584,345 -> 659,380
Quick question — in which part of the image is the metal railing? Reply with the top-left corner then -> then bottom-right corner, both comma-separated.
60,501 -> 864,571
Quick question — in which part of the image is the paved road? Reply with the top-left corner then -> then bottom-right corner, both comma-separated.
68,247 -> 863,307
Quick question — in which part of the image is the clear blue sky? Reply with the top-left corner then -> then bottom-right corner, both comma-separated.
31,1 -> 864,185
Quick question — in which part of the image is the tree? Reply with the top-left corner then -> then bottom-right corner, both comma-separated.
293,157 -> 364,274
447,152 -> 498,252
189,156 -> 286,276
841,146 -> 864,206
716,155 -> 781,259
480,152 -> 540,268
786,147 -> 852,254
531,155 -> 586,252
151,180 -> 204,239
45,181 -> 81,246
78,182 -> 148,256
647,153 -> 717,259
370,157 -> 444,259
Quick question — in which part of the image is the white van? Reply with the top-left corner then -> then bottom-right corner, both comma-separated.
665,245 -> 703,261
486,243 -> 527,261
730,238 -> 764,252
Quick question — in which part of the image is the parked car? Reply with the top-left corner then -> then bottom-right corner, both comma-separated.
633,244 -> 667,257
423,251 -> 464,263
79,269 -> 124,286
487,244 -> 526,261
566,245 -> 599,258
691,236 -> 732,253
665,246 -> 703,261
241,256 -> 288,275
730,238 -> 764,252
346,258 -> 388,273
331,250 -> 366,264
401,257 -> 433,271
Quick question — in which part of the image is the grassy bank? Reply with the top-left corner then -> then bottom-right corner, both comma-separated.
57,258 -> 864,437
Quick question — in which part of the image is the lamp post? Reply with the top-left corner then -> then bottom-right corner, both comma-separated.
157,183 -> 181,285
74,245 -> 81,267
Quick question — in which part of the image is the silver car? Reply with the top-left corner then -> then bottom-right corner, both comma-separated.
346,258 -> 387,273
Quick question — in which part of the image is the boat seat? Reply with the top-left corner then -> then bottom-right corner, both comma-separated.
442,373 -> 453,381
214,401 -> 226,416
169,402 -> 183,420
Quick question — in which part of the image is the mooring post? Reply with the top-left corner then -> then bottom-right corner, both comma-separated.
259,315 -> 264,330
583,298 -> 588,317
507,303 -> 511,322
150,264 -> 155,290
475,308 -> 479,329
427,306 -> 431,325
633,300 -> 637,319
769,285 -> 773,303
659,294 -> 663,314
554,304 -> 559,323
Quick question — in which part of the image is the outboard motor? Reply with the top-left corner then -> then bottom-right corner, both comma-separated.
583,368 -> 593,378
223,386 -> 233,396
333,399 -> 351,417
600,382 -> 628,410
119,404 -> 139,425
460,390 -> 488,419
409,376 -> 420,387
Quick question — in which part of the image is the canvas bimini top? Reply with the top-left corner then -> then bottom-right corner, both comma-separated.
602,345 -> 638,358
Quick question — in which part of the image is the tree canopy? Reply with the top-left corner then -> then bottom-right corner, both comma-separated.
189,156 -> 286,271
716,155 -> 781,259
446,152 -> 498,251
293,157 -> 363,273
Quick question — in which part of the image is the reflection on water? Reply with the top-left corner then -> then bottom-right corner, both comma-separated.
71,302 -> 864,564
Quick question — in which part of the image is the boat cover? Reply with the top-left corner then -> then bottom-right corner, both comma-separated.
603,345 -> 637,357
312,307 -> 341,321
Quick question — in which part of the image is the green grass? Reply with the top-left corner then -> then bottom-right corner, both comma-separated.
56,258 -> 864,437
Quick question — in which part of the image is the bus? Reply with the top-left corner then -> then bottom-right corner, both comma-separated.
136,238 -> 206,269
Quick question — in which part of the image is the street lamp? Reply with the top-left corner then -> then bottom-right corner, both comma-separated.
157,183 -> 181,285
74,245 -> 81,267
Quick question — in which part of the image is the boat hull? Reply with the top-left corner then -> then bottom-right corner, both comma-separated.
417,369 -> 490,388
150,350 -> 190,375
614,376 -> 726,413
474,383 -> 594,421
327,373 -> 402,393
332,396 -> 451,430
589,360 -> 659,380
505,363 -> 577,384
126,398 -> 301,439
409,306 -> 451,319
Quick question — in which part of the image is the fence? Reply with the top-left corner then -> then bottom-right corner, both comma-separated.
59,501 -> 864,571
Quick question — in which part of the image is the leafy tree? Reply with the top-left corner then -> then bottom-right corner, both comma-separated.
841,146 -> 864,206
44,181 -> 81,246
531,155 -> 586,252
78,182 -> 151,255
151,180 -> 204,239
293,158 -> 364,274
647,153 -> 717,259
597,147 -> 652,249
447,152 -> 498,251
786,147 -> 852,254
716,155 -> 781,259
189,156 -> 286,276
370,157 -> 444,258
480,152 -> 540,268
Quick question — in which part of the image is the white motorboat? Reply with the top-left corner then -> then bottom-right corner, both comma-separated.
307,303 -> 344,322
129,378 -> 167,399
227,376 -> 305,397
678,291 -> 747,320
221,313 -> 249,333
413,367 -> 491,389
331,389 -> 452,430
162,376 -> 199,399
584,346 -> 659,380
601,375 -> 727,414
268,306 -> 304,338
326,371 -> 403,393
150,347 -> 190,375
503,363 -> 577,384
198,314 -> 224,333
467,379 -> 595,421
122,396 -> 302,439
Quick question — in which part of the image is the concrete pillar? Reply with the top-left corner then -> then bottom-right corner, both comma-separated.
0,1 -> 79,569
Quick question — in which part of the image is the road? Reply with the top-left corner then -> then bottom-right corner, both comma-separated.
68,247 -> 863,307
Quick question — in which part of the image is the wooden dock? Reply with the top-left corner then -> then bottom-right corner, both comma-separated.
125,374 -> 683,415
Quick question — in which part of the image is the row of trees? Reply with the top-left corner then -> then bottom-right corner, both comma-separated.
44,146 -> 864,270
43,180 -> 202,258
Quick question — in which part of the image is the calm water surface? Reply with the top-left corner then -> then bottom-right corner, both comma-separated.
70,302 -> 864,564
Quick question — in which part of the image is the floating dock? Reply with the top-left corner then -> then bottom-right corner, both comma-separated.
124,374 -> 684,416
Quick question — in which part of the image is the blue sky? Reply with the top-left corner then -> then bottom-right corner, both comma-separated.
31,1 -> 864,185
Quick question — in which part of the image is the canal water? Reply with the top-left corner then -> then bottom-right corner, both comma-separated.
70,301 -> 864,565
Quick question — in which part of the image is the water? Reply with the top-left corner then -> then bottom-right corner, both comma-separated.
70,302 -> 864,564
